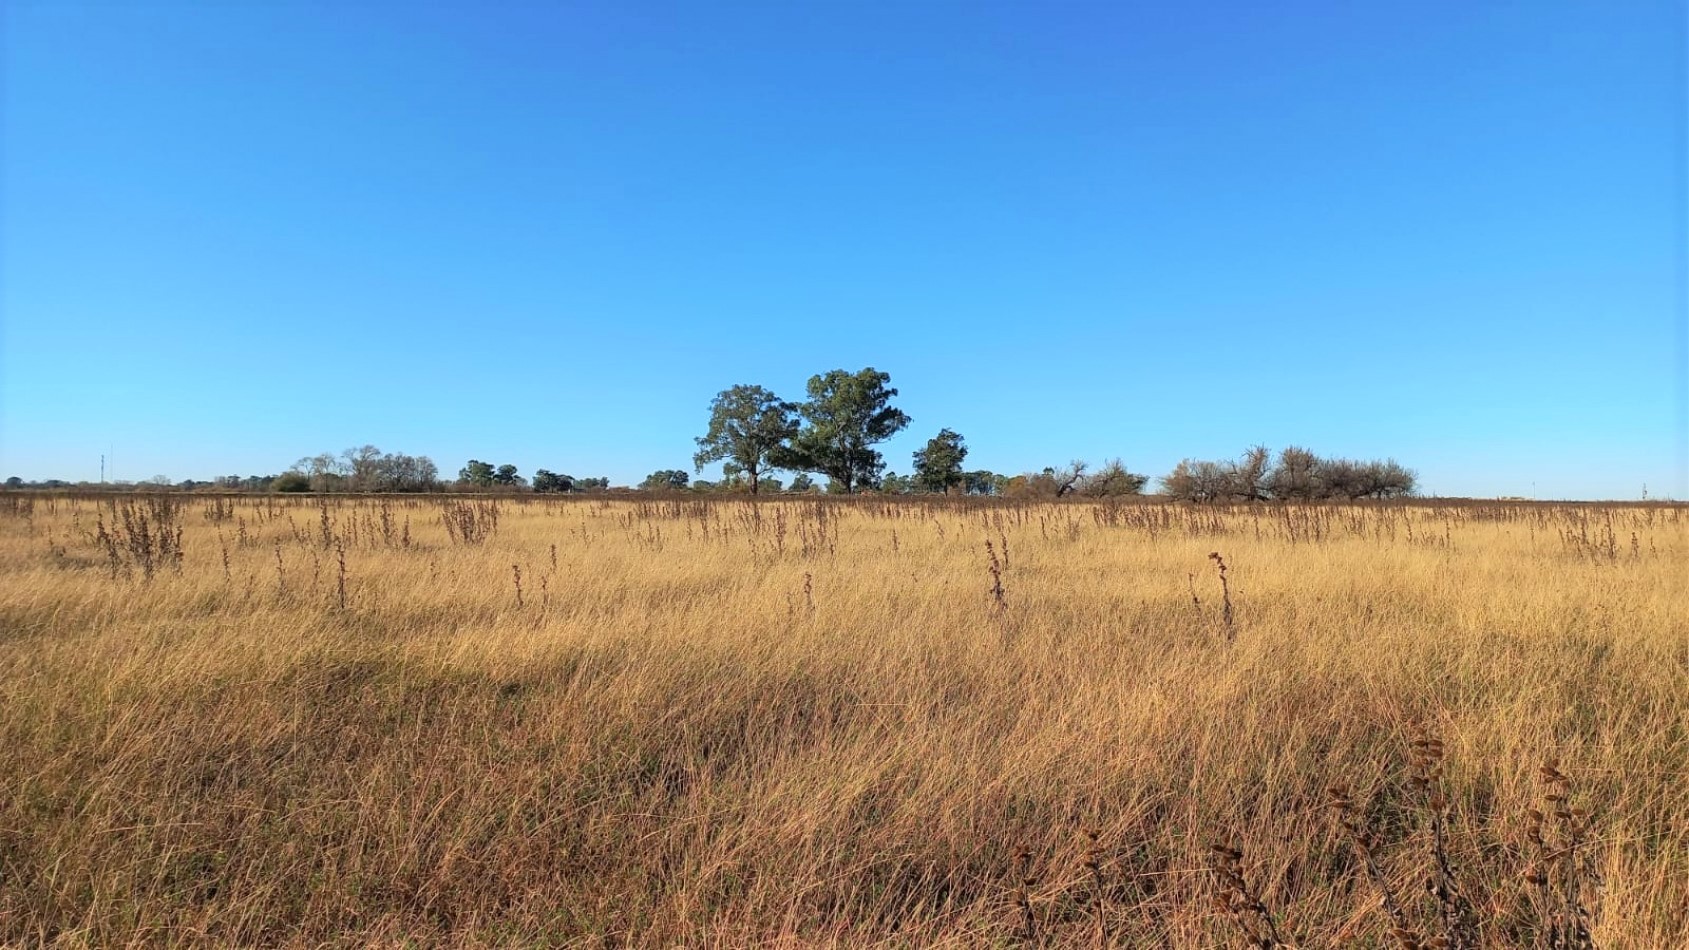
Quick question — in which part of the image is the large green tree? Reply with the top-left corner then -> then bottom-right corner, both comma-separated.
912,428 -> 968,494
776,368 -> 910,494
692,384 -> 798,495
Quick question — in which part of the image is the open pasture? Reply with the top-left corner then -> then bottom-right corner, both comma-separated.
1,494 -> 1685,946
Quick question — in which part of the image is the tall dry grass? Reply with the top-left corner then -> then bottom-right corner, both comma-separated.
0,493 -> 1684,946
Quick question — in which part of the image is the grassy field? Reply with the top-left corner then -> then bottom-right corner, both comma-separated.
1,493 -> 1685,947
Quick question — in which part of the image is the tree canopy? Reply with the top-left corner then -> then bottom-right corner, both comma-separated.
286,446 -> 439,492
774,368 -> 910,494
641,470 -> 690,491
912,429 -> 968,494
692,385 -> 798,495
459,460 -> 495,488
1161,447 -> 1417,501
532,470 -> 573,493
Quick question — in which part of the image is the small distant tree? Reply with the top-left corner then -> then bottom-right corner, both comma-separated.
960,470 -> 1006,496
297,453 -> 345,480
1052,461 -> 1089,496
5,476 -> 23,489
1341,458 -> 1414,498
1318,458 -> 1368,499
1160,447 -> 1266,502
912,428 -> 968,494
641,470 -> 690,491
880,471 -> 915,494
712,465 -> 782,493
1009,461 -> 1089,499
532,470 -> 573,493
1079,458 -> 1148,497
1160,459 -> 1233,502
693,384 -> 798,495
1264,446 -> 1322,500
460,460 -> 495,488
1232,445 -> 1271,501
293,453 -> 344,492
375,453 -> 440,492
787,473 -> 816,493
493,464 -> 522,488
342,445 -> 385,491
1358,459 -> 1418,498
272,471 -> 312,493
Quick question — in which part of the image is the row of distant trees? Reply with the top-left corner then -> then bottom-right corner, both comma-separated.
48,449 -> 619,495
455,460 -> 610,494
287,447 -> 441,492
4,447 -> 1413,500
689,368 -> 912,495
280,450 -> 612,494
678,368 -> 1416,500
3,473 -> 317,492
1160,446 -> 1417,501
3,368 -> 1418,500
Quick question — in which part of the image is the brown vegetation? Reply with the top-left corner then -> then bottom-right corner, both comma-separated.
1,493 -> 1684,945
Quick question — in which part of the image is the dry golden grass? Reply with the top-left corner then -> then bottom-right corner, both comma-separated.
1,493 -> 1685,947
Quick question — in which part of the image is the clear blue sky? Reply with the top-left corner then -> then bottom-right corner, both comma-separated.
3,1 -> 1685,498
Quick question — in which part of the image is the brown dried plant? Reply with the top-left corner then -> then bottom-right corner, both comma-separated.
1012,847 -> 1039,945
1209,842 -> 1286,949
1208,551 -> 1234,639
1327,784 -> 1424,949
1525,761 -> 1599,950
1409,734 -> 1479,949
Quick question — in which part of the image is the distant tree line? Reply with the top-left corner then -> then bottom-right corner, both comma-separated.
4,372 -> 1418,500
1160,446 -> 1417,501
454,460 -> 609,493
532,471 -> 609,493
282,449 -> 613,494
2,473 -> 314,493
669,367 -> 1416,500
289,446 -> 441,492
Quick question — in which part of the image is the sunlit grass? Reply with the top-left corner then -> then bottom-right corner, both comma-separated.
1,493 -> 1684,946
